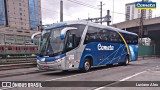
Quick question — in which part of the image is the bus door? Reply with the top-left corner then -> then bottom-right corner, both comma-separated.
60,26 -> 84,70
64,29 -> 78,69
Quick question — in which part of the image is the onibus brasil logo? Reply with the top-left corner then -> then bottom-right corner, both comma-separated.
135,2 -> 156,10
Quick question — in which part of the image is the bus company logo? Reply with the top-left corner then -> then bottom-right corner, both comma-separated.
135,2 -> 156,10
97,44 -> 114,51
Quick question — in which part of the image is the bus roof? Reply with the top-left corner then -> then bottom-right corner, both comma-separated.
45,20 -> 138,36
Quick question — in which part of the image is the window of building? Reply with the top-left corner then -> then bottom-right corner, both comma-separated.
19,8 -> 22,11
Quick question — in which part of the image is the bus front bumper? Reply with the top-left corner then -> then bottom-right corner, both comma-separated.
37,60 -> 65,70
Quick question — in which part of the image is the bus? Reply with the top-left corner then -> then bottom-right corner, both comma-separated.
32,21 -> 138,72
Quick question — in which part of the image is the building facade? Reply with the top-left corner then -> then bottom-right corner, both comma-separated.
0,0 -> 41,45
125,0 -> 152,21
29,0 -> 41,30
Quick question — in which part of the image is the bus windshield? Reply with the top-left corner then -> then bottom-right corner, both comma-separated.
39,27 -> 65,56
38,24 -> 86,57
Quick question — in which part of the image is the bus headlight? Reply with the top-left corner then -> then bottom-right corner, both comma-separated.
66,55 -> 74,60
55,57 -> 65,63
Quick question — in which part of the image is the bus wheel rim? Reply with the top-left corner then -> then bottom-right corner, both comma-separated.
84,61 -> 90,71
126,57 -> 129,64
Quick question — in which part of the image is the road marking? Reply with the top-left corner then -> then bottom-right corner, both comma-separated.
94,70 -> 147,90
0,67 -> 112,90
119,71 -> 146,81
45,67 -> 112,81
45,73 -> 85,81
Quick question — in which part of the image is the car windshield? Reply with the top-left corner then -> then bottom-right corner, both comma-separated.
39,27 -> 64,56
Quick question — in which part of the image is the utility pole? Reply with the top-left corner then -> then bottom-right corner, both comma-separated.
107,10 -> 111,26
60,0 -> 63,22
100,1 -> 102,24
139,0 -> 144,41
98,1 -> 105,24
112,0 -> 114,24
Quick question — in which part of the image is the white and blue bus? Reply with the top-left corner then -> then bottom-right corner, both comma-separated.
32,21 -> 138,72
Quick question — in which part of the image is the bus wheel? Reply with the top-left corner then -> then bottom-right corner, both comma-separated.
124,56 -> 129,65
125,56 -> 129,65
82,58 -> 91,72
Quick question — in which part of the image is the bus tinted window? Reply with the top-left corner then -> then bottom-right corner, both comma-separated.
84,26 -> 123,44
121,33 -> 138,44
84,26 -> 99,44
109,31 -> 121,43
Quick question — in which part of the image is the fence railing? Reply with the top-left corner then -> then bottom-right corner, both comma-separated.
0,43 -> 38,65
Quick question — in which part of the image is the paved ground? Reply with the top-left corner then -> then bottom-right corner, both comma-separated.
0,58 -> 160,90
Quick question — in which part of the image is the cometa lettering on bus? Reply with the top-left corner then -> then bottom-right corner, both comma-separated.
97,44 -> 114,51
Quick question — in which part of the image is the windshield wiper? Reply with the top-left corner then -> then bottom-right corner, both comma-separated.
46,51 -> 62,57
39,42 -> 47,56
39,33 -> 51,56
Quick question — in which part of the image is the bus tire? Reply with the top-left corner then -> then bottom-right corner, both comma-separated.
125,56 -> 130,65
82,58 -> 91,72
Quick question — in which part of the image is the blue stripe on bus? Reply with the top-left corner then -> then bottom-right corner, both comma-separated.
79,42 -> 128,69
37,54 -> 66,62
98,44 -> 125,65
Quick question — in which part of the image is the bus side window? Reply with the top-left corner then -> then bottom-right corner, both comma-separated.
98,29 -> 110,42
64,30 -> 76,52
109,31 -> 120,43
121,33 -> 138,44
84,26 -> 99,44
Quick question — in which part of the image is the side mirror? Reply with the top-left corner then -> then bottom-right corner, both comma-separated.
60,27 -> 77,40
31,32 -> 41,43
